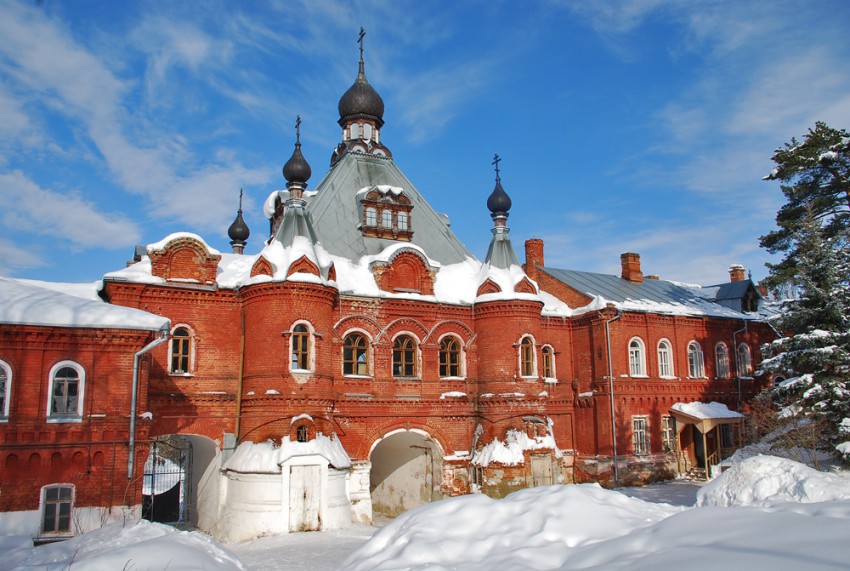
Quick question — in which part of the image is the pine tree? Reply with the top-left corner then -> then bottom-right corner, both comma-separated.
760,214 -> 850,462
760,121 -> 850,292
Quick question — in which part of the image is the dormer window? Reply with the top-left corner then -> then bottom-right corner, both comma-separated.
358,185 -> 414,241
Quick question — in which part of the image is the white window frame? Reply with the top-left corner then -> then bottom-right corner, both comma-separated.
438,334 -> 465,379
381,209 -> 393,229
365,207 -> 377,227
715,342 -> 730,379
661,415 -> 676,453
541,345 -> 556,380
46,361 -> 84,422
169,324 -> 195,376
518,335 -> 537,378
40,484 -> 75,536
290,321 -> 314,373
0,360 -> 10,421
628,337 -> 647,377
736,343 -> 753,377
632,415 -> 649,455
657,339 -> 674,378
687,341 -> 705,378
398,211 -> 409,231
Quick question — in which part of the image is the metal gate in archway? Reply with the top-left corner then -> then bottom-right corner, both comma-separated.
142,436 -> 193,524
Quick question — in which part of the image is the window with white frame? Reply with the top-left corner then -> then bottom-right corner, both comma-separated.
520,336 -> 536,377
398,211 -> 409,231
170,326 -> 193,374
381,209 -> 393,228
715,342 -> 730,378
657,340 -> 673,377
628,338 -> 646,377
688,341 -> 705,378
662,416 -> 676,452
0,360 -> 10,421
47,362 -> 84,421
737,343 -> 753,376
439,336 -> 463,378
291,323 -> 312,371
41,484 -> 74,534
541,345 -> 555,379
632,415 -> 649,455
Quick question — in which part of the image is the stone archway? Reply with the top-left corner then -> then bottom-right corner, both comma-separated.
369,429 -> 443,517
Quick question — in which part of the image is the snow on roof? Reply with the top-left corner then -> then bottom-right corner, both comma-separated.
147,232 -> 220,255
671,401 -> 743,420
540,267 -> 759,319
223,435 -> 351,473
0,277 -> 169,331
355,184 -> 404,197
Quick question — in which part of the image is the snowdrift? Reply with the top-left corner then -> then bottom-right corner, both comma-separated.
697,454 -> 850,507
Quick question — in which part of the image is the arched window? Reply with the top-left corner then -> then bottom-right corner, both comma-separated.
47,362 -> 84,421
365,207 -> 377,227
439,336 -> 463,378
520,336 -> 536,377
41,484 -> 74,534
381,210 -> 393,228
350,123 -> 360,140
296,425 -> 309,443
343,333 -> 370,376
170,326 -> 192,374
737,343 -> 753,377
657,340 -> 673,377
291,323 -> 311,371
628,338 -> 646,377
688,342 -> 705,377
542,346 -> 555,379
398,212 -> 409,231
715,343 -> 730,378
393,335 -> 418,378
0,360 -> 10,421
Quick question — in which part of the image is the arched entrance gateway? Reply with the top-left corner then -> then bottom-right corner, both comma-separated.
369,429 -> 444,517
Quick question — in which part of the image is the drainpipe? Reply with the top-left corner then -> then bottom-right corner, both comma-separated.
128,327 -> 170,479
605,308 -> 623,486
235,299 -> 246,441
732,320 -> 748,411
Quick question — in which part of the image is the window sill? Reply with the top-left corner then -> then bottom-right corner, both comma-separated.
46,416 -> 82,424
439,376 -> 466,381
169,372 -> 194,378
343,374 -> 373,379
290,369 -> 313,374
630,375 -> 649,379
394,377 -> 421,382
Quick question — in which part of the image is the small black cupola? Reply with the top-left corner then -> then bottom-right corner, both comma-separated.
486,154 -> 512,222
282,115 -> 312,187
338,27 -> 385,129
228,189 -> 250,254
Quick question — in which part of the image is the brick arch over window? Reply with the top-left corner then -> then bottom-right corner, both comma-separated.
287,255 -> 320,277
47,361 -> 85,421
148,236 -> 221,283
476,279 -> 501,296
657,339 -> 674,377
342,330 -> 371,376
290,321 -> 314,372
290,416 -> 316,442
371,250 -> 435,295
519,335 -> 537,378
250,256 -> 274,277
628,337 -> 646,377
392,333 -> 419,378
169,324 -> 195,375
715,342 -> 730,378
438,334 -> 465,378
514,277 -> 537,294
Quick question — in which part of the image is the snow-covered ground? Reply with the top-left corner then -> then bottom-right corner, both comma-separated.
4,456 -> 850,570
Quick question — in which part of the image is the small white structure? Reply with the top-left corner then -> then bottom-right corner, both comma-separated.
215,435 -> 352,542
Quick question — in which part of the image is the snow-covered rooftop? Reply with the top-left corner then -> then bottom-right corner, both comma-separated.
0,277 -> 169,331
671,401 -> 743,420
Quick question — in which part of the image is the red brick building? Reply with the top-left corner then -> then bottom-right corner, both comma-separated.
0,42 -> 775,541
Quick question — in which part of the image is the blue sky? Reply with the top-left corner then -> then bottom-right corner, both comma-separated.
1,0 -> 849,285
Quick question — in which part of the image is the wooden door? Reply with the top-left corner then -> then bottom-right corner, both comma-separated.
289,465 -> 321,532
531,454 -> 553,487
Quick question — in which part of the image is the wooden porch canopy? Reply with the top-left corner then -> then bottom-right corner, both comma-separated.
670,401 -> 743,434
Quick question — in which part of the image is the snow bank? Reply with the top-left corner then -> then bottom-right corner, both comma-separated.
8,520 -> 243,571
341,484 -> 681,571
472,429 -> 559,467
697,455 -> 850,507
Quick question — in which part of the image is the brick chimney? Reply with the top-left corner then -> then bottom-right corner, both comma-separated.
524,238 -> 544,281
729,264 -> 746,282
620,252 -> 643,283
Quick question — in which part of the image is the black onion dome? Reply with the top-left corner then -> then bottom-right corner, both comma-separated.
487,179 -> 512,216
283,142 -> 312,185
228,209 -> 250,242
338,61 -> 385,127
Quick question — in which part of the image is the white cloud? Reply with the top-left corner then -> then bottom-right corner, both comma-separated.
0,238 -> 46,274
0,170 -> 141,249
